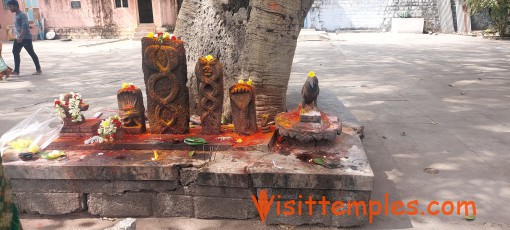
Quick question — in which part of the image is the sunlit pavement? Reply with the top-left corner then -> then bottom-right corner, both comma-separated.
2,33 -> 510,229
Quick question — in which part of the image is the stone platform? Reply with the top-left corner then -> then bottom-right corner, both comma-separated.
2,89 -> 373,227
49,125 -> 277,152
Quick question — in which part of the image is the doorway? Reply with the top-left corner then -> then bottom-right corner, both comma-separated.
138,0 -> 154,24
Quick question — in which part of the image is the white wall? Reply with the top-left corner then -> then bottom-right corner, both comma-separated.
304,0 -> 443,32
305,0 -> 389,31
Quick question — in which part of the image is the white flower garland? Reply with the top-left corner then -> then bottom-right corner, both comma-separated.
98,115 -> 123,142
54,92 -> 83,123
54,102 -> 66,119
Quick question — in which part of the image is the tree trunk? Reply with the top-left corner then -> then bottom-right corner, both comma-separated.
174,0 -> 314,120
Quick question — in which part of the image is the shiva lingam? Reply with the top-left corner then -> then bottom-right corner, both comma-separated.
275,71 -> 341,146
54,92 -> 89,126
117,83 -> 146,134
229,79 -> 258,135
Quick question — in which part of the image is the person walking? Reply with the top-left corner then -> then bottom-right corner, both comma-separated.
7,0 -> 42,76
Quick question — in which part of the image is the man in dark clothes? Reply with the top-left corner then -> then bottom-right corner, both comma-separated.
7,0 -> 42,76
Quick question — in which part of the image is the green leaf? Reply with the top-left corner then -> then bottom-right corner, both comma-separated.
464,215 -> 476,221
312,158 -> 325,165
40,150 -> 65,159
184,137 -> 207,146
312,158 -> 332,168
188,151 -> 195,158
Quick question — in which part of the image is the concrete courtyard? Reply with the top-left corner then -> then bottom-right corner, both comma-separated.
0,32 -> 509,229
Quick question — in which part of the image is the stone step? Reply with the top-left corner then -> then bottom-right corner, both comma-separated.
135,24 -> 156,32
298,29 -> 329,41
132,32 -> 152,40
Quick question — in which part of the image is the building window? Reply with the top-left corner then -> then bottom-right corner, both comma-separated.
3,0 -> 8,9
24,0 -> 39,21
71,0 -> 81,9
115,0 -> 128,8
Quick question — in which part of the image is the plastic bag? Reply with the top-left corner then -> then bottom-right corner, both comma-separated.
0,107 -> 63,157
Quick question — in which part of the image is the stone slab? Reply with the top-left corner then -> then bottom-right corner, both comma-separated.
185,184 -> 256,199
10,179 -> 180,195
193,196 -> 258,219
60,118 -> 101,137
256,188 -> 371,201
2,150 -> 182,180
88,193 -> 154,217
193,152 -> 255,188
255,187 -> 370,227
248,129 -> 374,190
286,87 -> 364,136
15,193 -> 84,215
263,198 -> 369,227
104,218 -> 137,230
154,194 -> 194,217
3,130 -> 372,190
49,125 -> 277,152
300,110 -> 321,123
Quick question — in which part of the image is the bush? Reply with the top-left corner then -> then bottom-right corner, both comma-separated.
466,0 -> 510,37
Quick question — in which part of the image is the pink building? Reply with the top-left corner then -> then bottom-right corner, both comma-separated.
0,0 -> 180,41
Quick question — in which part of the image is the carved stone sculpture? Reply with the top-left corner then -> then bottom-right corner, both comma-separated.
300,71 -> 321,123
260,113 -> 271,133
195,55 -> 224,135
275,72 -> 341,146
229,80 -> 257,135
142,36 -> 190,134
117,84 -> 146,134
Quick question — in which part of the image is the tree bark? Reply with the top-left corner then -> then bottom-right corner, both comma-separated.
174,0 -> 314,120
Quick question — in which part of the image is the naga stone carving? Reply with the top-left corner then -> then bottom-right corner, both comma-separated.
260,113 -> 271,133
300,71 -> 320,123
117,83 -> 146,134
229,80 -> 257,135
142,35 -> 190,134
275,72 -> 341,146
195,55 -> 224,135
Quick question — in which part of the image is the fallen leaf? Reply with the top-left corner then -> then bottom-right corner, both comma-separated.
188,151 -> 195,158
41,150 -> 66,159
464,215 -> 476,221
312,158 -> 330,168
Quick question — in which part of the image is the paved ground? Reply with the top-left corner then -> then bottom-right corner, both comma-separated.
1,33 -> 509,229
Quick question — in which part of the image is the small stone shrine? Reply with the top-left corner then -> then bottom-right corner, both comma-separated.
142,34 -> 190,134
275,72 -> 342,145
195,55 -> 224,135
117,83 -> 146,134
58,92 -> 89,126
229,79 -> 258,135
2,33 -> 373,228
